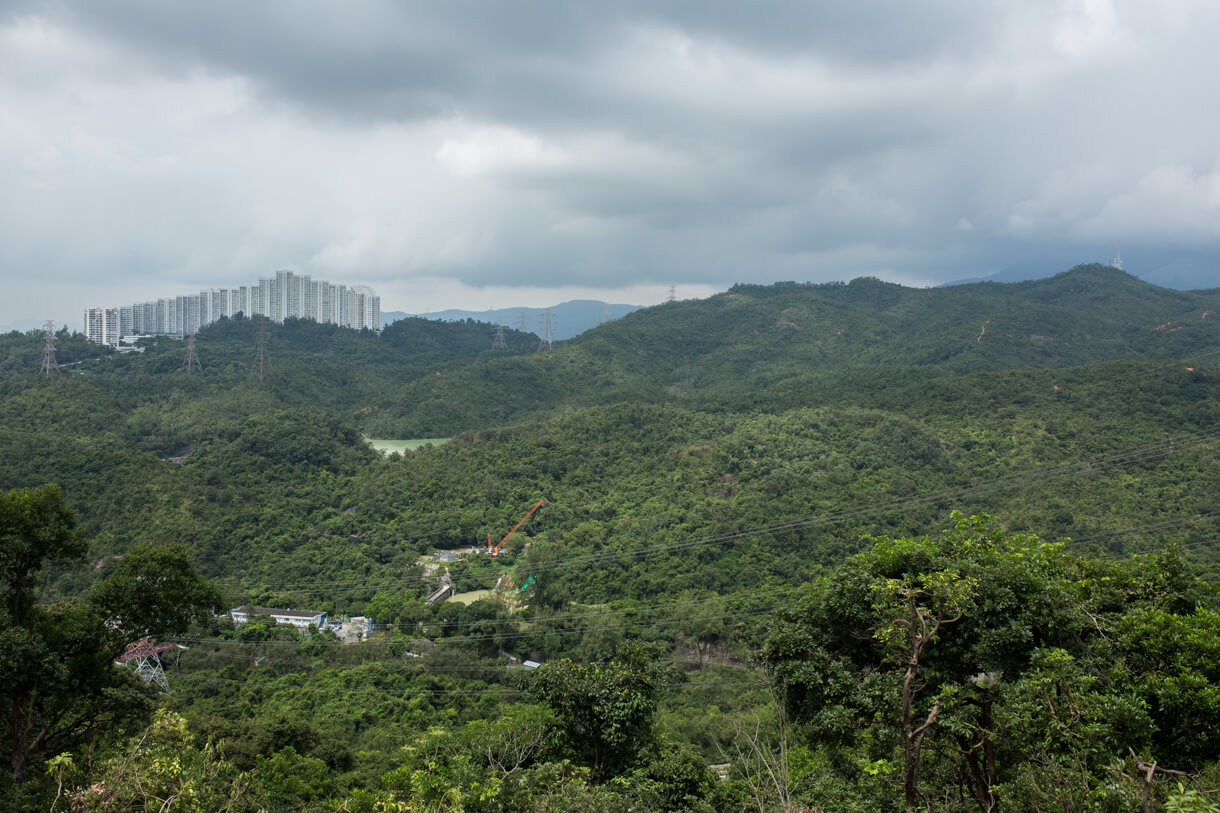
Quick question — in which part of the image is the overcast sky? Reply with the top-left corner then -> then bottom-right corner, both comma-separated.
3,1 -> 1218,330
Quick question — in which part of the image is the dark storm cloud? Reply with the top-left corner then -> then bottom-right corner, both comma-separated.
0,1 -> 981,156
2,0 -> 1219,328
18,2 -> 1004,121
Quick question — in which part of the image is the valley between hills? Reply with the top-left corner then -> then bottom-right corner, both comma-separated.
3,264 -> 1220,811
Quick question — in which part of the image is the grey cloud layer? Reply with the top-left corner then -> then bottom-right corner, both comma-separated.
2,0 -> 1218,326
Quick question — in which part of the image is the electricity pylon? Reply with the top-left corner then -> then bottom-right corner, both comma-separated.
40,321 -> 59,375
538,310 -> 554,351
250,318 -> 272,383
117,639 -> 183,693
182,331 -> 202,373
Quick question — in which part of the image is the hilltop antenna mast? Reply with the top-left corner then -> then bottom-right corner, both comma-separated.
181,330 -> 202,373
39,321 -> 60,375
1111,250 -> 1123,271
538,310 -> 554,351
250,318 -> 272,383
491,322 -> 508,350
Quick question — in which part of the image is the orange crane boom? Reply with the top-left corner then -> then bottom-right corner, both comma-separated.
490,498 -> 547,556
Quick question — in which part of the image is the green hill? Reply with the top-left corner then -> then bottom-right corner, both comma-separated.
3,264 -> 1220,809
2,266 -> 1217,592
366,264 -> 1220,435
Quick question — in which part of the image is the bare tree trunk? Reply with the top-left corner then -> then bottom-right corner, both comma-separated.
10,695 -> 30,788
897,589 -> 954,813
721,681 -> 796,812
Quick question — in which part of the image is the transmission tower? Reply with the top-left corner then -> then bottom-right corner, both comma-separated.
117,639 -> 181,693
516,312 -> 528,332
600,303 -> 610,324
181,330 -> 202,373
538,310 -> 554,351
250,318 -> 272,383
39,321 -> 59,375
666,285 -> 676,303
491,322 -> 508,350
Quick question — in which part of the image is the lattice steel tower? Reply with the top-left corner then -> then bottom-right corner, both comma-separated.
250,318 -> 272,383
492,322 -> 508,350
118,639 -> 180,693
538,310 -> 554,351
39,321 -> 59,375
181,331 -> 202,373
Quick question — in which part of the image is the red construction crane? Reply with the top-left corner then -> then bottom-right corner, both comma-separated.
489,498 -> 547,557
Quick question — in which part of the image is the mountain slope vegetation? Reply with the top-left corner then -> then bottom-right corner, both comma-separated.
2,264 -> 1219,810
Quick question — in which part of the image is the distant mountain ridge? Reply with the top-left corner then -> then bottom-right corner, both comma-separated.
381,299 -> 644,340
944,253 -> 1218,290
13,264 -> 1216,441
365,264 -> 1220,436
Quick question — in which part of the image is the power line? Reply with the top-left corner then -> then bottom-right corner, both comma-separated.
192,505 -> 1219,655
170,662 -> 761,702
173,332 -> 1220,701
1062,513 -> 1216,552
194,504 -> 1220,648
170,599 -> 792,650
206,357 -> 1216,589
175,642 -> 756,684
175,671 -> 522,700
215,426 -> 1220,596
171,515 -> 1220,688
507,427 -> 1220,579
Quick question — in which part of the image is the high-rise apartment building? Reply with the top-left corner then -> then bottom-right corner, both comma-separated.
83,307 -> 120,347
88,273 -> 383,344
353,286 -> 381,331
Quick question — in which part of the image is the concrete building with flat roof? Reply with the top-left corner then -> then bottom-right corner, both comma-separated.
230,606 -> 327,632
83,307 -> 120,347
106,272 -> 380,339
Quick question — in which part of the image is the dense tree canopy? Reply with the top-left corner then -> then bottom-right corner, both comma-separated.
761,514 -> 1219,811
1,270 -> 1219,809
0,485 -> 219,801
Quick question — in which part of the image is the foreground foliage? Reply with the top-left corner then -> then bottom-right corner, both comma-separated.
1,486 -> 220,807
2,269 -> 1219,809
762,513 -> 1220,811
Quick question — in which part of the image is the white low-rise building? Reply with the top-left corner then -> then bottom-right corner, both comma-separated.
230,606 -> 327,632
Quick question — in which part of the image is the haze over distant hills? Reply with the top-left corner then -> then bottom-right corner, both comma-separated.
9,259 -> 1212,337
382,259 -> 1217,337
944,253 -> 1217,290
381,299 -> 644,340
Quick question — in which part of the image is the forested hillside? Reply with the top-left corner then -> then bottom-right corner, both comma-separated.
370,264 -> 1220,435
3,266 -> 1219,810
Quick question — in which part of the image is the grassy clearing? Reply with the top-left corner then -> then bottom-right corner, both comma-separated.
367,437 -> 450,454
448,589 -> 492,605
